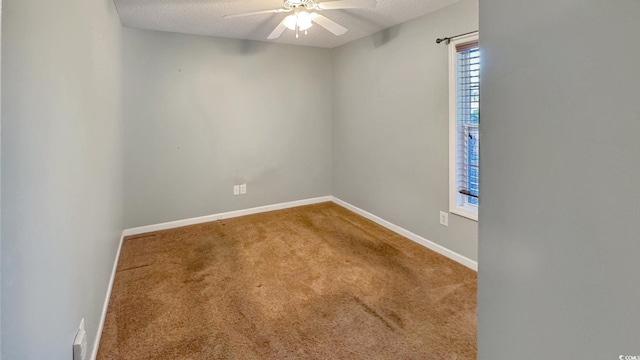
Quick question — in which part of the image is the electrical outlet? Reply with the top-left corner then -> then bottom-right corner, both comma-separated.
439,211 -> 449,227
240,184 -> 247,195
73,318 -> 87,360
233,185 -> 240,195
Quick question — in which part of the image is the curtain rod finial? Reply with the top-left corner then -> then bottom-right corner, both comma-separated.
436,31 -> 478,45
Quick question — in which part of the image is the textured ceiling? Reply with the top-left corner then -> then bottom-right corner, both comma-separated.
113,0 -> 461,48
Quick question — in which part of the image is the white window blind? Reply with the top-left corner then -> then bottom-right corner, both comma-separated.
455,41 -> 480,206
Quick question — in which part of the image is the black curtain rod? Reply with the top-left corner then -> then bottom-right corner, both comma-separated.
436,30 -> 478,45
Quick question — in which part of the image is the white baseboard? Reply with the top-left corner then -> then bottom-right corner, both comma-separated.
330,197 -> 478,271
91,232 -> 125,360
122,196 -> 333,237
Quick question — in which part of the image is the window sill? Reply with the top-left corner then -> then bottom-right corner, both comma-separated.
450,206 -> 478,222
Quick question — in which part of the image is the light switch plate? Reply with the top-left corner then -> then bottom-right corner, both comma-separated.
439,211 -> 449,227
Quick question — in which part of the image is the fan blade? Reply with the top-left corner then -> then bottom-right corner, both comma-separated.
224,8 -> 289,19
316,0 -> 376,10
311,13 -> 348,36
268,20 -> 288,39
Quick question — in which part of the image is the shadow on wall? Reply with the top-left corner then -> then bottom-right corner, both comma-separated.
207,17 -> 272,56
371,26 -> 401,48
237,39 -> 270,55
340,11 -> 402,48
211,38 -> 269,56
235,15 -> 278,55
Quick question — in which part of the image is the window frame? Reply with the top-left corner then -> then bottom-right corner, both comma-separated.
448,32 -> 480,222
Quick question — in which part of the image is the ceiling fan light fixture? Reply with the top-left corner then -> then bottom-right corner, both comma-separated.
283,14 -> 297,30
297,11 -> 313,27
283,11 -> 314,31
299,22 -> 313,31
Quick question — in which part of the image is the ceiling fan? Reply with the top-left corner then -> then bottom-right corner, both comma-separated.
224,0 -> 377,39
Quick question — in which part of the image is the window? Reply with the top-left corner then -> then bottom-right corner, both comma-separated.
449,33 -> 479,221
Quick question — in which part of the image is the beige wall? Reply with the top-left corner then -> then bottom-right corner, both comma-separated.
1,0 -> 124,358
479,0 -> 640,358
123,30 -> 334,228
332,0 -> 479,261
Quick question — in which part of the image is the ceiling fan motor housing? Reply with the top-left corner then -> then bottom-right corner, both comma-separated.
284,0 -> 315,10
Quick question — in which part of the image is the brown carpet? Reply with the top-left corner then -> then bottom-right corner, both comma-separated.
97,202 -> 477,359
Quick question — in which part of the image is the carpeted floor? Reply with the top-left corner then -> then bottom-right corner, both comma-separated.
97,202 -> 477,359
